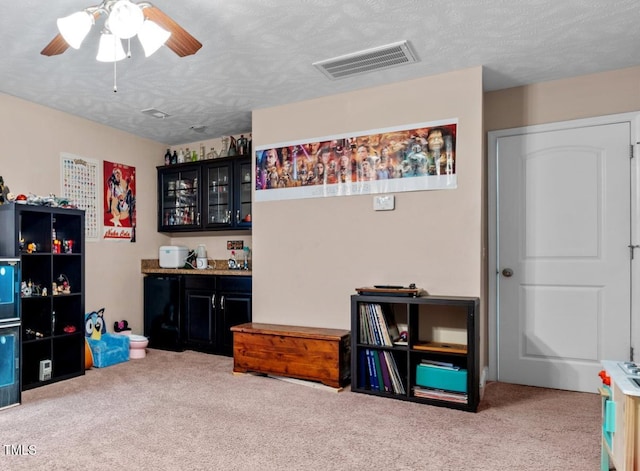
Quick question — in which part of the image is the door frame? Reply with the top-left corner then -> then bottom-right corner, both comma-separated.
487,112 -> 640,383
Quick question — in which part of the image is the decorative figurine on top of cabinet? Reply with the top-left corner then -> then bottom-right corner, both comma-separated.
220,137 -> 229,157
228,136 -> 238,157
237,135 -> 248,156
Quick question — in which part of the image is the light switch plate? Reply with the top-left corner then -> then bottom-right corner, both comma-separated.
373,195 -> 395,211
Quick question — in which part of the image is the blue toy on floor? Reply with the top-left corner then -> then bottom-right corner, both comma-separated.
85,308 -> 129,368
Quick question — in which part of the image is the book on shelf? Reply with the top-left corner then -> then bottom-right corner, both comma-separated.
357,350 -> 367,389
377,350 -> 392,392
359,302 -> 401,347
371,348 -> 385,391
383,350 -> 406,395
365,349 -> 379,391
369,304 -> 385,346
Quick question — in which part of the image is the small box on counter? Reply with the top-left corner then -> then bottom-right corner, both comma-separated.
415,364 -> 467,393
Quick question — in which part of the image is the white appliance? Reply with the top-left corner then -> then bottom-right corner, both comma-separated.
196,244 -> 207,270
159,246 -> 189,268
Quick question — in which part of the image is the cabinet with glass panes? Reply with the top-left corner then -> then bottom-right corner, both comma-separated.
157,156 -> 251,233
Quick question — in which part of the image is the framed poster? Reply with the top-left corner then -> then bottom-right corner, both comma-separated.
103,160 -> 136,242
254,118 -> 457,202
60,153 -> 99,241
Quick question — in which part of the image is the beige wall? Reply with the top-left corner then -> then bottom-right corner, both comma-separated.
251,67 -> 485,332
0,93 -> 168,334
485,65 -> 640,131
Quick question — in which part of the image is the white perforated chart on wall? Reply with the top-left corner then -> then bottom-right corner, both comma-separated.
60,153 -> 100,241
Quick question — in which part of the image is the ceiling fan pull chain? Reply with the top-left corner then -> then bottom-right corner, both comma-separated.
113,60 -> 117,93
127,38 -> 132,59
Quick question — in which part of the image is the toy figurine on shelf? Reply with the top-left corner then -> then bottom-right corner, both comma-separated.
27,242 -> 37,253
0,176 -> 11,205
53,239 -> 62,254
63,240 -> 74,253
54,274 -> 71,295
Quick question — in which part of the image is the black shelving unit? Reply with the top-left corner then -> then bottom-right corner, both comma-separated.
350,294 -> 479,412
0,205 -> 85,390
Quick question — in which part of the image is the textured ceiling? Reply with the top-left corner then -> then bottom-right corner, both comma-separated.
1,0 -> 639,146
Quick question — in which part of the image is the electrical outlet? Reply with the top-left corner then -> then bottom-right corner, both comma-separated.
227,240 -> 244,250
373,195 -> 395,211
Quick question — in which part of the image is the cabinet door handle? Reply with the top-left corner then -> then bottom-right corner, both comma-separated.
221,295 -> 225,310
197,212 -> 200,225
236,210 -> 240,224
211,294 -> 216,308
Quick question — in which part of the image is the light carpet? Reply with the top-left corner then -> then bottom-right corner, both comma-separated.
0,349 -> 601,470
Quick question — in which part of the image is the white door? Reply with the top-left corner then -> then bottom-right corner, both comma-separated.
497,122 -> 631,392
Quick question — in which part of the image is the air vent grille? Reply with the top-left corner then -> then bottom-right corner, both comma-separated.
313,40 -> 418,80
141,108 -> 170,119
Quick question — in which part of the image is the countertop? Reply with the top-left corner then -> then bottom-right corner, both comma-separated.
141,259 -> 251,276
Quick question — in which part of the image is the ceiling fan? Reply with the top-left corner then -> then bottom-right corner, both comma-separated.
41,0 -> 202,58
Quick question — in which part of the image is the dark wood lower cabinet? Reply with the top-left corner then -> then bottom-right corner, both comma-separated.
145,274 -> 251,356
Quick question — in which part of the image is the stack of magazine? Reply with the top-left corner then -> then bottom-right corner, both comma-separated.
413,387 -> 467,403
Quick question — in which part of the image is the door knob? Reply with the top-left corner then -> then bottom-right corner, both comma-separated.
501,268 -> 514,277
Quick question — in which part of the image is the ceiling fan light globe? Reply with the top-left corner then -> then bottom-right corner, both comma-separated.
57,11 -> 94,49
96,33 -> 126,62
138,20 -> 171,57
108,0 -> 144,39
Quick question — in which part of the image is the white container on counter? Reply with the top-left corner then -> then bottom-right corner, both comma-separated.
159,246 -> 189,268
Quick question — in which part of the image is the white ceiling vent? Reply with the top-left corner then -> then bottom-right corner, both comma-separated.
313,40 -> 418,80
141,108 -> 170,119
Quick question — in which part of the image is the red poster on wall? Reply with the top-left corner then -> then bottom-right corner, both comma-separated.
103,160 -> 136,242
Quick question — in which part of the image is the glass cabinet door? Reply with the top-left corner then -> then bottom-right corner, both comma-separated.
236,160 -> 252,228
159,167 -> 201,230
205,163 -> 231,227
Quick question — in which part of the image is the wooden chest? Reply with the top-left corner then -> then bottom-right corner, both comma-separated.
231,322 -> 351,388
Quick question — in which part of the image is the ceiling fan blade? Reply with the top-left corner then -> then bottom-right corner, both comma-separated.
143,6 -> 202,57
40,11 -> 101,57
41,34 -> 70,56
